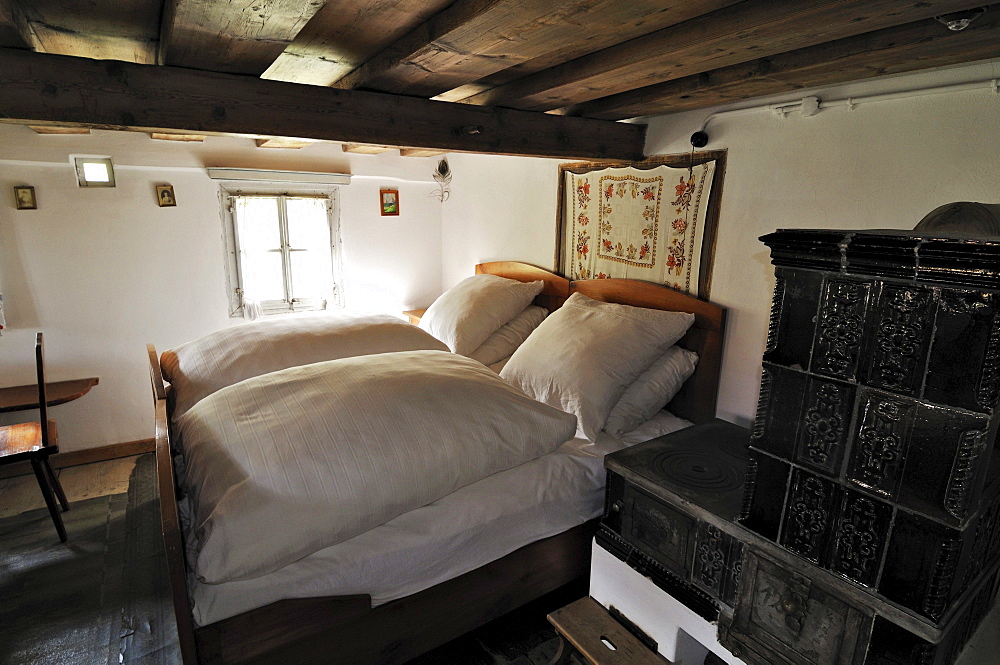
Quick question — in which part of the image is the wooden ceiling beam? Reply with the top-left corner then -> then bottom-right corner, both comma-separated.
151,132 -> 206,141
338,0 -> 739,99
568,8 -> 1000,121
29,125 -> 91,134
331,0 -> 503,92
336,0 -> 737,101
160,0 -> 326,75
458,0 -> 993,111
263,0 -> 452,87
0,48 -> 646,161
0,0 -> 37,50
342,144 -> 395,154
255,137 -> 314,148
21,0 -> 158,64
399,148 -> 447,157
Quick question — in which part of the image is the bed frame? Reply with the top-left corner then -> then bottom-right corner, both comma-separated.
149,261 -> 726,665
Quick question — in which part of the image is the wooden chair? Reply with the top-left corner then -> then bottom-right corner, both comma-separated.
0,333 -> 70,541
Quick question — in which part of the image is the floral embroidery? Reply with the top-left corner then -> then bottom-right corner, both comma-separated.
576,181 -> 591,208
576,231 -> 590,260
564,163 -> 713,297
666,238 -> 686,275
674,175 -> 693,208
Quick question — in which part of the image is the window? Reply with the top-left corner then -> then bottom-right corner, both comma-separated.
72,156 -> 116,187
222,189 -> 343,317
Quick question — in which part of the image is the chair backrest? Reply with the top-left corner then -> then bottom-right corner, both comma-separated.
35,332 -> 51,447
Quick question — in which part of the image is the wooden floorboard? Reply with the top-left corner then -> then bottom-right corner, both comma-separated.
0,456 -> 137,518
0,454 -> 178,665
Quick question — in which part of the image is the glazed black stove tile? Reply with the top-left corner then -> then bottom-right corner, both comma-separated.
744,229 -> 1000,636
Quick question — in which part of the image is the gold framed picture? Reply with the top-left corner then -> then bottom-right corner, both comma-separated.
380,189 -> 399,216
14,186 -> 37,210
156,185 -> 177,207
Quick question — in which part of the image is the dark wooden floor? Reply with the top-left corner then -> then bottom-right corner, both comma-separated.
0,454 -> 179,665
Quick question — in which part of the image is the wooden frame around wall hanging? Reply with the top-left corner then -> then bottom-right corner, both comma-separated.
556,150 -> 726,299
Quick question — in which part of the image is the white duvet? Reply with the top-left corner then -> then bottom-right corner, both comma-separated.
161,311 -> 448,419
177,350 -> 578,584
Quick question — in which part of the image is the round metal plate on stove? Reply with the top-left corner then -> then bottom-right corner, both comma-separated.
651,449 -> 745,493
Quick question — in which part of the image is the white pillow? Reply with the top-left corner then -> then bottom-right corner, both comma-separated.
500,292 -> 694,441
603,346 -> 699,437
419,275 -> 544,355
467,306 -> 547,366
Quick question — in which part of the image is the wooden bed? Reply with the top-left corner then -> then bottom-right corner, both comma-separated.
149,261 -> 726,665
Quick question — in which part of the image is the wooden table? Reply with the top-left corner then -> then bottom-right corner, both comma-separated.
0,377 -> 99,413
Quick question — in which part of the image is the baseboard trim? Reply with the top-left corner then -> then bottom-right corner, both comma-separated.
0,438 -> 155,479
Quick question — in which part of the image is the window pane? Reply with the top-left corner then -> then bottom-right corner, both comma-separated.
235,197 -> 284,301
82,162 -> 111,182
243,251 -> 285,301
290,250 -> 332,299
286,198 -> 330,249
286,198 -> 333,300
236,197 -> 281,251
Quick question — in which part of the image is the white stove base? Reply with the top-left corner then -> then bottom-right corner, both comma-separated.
589,541 -> 745,665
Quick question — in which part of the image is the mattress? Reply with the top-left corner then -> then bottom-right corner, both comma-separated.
186,410 -> 691,626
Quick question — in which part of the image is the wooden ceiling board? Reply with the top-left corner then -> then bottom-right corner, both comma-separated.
21,0 -> 158,63
568,7 -> 1000,120
161,0 -> 327,75
263,0 -> 453,86
457,0 -> 995,111
0,0 -> 36,50
0,47 -> 647,160
367,0 -> 741,100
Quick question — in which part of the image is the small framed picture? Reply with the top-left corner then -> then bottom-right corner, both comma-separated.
380,189 -> 399,216
14,186 -> 36,210
156,185 -> 177,207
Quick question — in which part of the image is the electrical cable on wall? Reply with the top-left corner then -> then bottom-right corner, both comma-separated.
690,77 -> 1000,148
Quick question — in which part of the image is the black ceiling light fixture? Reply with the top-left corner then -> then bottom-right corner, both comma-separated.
934,7 -> 986,31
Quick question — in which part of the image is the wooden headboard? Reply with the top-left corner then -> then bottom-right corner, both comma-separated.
476,261 -> 570,312
476,261 -> 726,424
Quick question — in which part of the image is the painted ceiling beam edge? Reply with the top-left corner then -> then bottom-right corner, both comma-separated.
0,47 -> 645,161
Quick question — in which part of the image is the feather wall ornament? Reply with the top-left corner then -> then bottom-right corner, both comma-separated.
431,158 -> 452,202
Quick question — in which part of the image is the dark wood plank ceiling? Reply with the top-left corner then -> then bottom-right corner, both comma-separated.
0,0 -> 998,157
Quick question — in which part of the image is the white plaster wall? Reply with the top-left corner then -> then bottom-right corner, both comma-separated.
0,125 -> 442,451
439,153 -> 563,290
440,63 -> 1000,428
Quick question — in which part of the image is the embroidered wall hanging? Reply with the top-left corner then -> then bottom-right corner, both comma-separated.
556,151 -> 725,298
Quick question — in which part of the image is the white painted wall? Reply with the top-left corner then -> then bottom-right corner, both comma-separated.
0,125 -> 443,451
439,153 -> 563,289
441,62 -> 1000,427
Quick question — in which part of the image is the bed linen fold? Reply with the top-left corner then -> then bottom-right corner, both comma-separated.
161,311 -> 448,419
177,350 -> 578,584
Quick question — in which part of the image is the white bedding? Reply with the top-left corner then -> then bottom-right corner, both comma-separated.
161,311 -> 448,419
186,410 -> 692,626
178,350 -> 577,584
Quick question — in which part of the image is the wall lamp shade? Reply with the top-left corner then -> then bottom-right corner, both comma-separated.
206,168 -> 351,185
